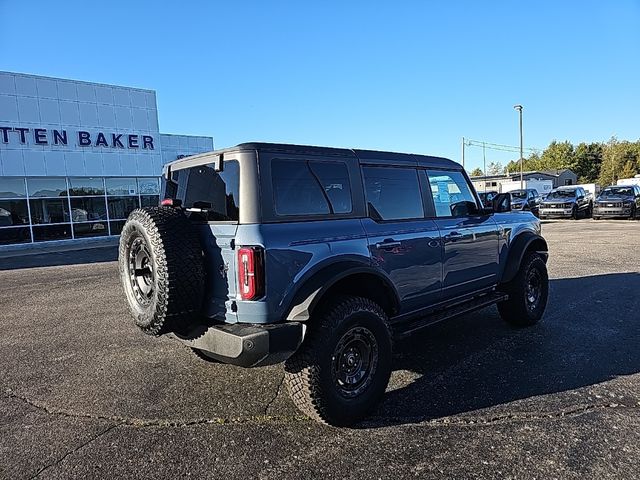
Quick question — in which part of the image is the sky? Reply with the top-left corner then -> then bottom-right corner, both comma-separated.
1,1 -> 639,172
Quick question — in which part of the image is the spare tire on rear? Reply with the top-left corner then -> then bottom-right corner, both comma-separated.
118,207 -> 204,336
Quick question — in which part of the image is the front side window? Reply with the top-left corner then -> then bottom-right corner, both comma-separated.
167,160 -> 240,222
427,170 -> 478,218
362,166 -> 423,221
271,159 -> 352,216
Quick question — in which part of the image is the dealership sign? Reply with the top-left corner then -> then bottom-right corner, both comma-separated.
0,126 -> 154,150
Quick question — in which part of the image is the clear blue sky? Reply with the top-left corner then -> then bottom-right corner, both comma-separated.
1,1 -> 639,171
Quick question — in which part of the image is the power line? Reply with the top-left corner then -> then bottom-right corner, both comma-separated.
464,138 -> 539,154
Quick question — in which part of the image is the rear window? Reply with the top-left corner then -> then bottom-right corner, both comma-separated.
271,159 -> 352,216
165,160 -> 240,222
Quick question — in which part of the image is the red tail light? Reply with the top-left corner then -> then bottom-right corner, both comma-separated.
161,198 -> 182,207
238,246 -> 264,300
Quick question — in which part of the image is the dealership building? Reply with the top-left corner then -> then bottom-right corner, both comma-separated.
0,71 -> 213,247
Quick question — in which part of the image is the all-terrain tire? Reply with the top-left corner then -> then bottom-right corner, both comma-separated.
284,296 -> 392,426
498,252 -> 548,327
118,207 -> 204,336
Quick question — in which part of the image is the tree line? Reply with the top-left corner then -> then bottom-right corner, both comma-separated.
469,137 -> 640,186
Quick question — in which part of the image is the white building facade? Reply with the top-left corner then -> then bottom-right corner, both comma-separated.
0,71 -> 213,246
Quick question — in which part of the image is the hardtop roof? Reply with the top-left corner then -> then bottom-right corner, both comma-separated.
166,142 -> 459,170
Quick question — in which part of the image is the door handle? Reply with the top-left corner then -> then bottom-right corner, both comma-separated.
428,239 -> 440,248
445,231 -> 464,241
375,240 -> 401,250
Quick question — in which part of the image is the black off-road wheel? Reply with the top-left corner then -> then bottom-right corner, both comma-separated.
284,296 -> 392,426
118,207 -> 204,336
498,252 -> 548,327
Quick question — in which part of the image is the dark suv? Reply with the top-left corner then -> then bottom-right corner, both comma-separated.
539,186 -> 591,219
593,185 -> 640,220
118,142 -> 549,426
509,189 -> 541,216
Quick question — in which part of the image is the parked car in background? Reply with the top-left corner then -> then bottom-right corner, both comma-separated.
478,190 -> 499,206
539,186 -> 591,219
593,185 -> 640,220
509,189 -> 541,217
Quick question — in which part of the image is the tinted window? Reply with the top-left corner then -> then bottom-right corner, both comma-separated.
70,197 -> 107,222
29,198 -> 70,224
0,200 -> 29,227
362,167 -> 423,221
427,170 -> 478,218
168,160 -> 240,222
138,177 -> 160,195
27,178 -> 68,197
0,178 -> 26,198
68,178 -> 105,196
105,178 -> 137,195
272,159 -> 352,216
108,196 -> 140,220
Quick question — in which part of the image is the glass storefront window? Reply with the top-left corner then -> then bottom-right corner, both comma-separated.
70,197 -> 107,222
109,220 -> 127,235
0,176 -> 161,245
27,178 -> 68,198
32,224 -> 72,242
140,195 -> 160,208
0,178 -> 26,198
0,226 -> 31,245
0,199 -> 29,227
68,177 -> 105,196
29,198 -> 70,224
106,178 -> 138,196
138,177 -> 160,195
108,196 -> 139,220
73,222 -> 109,238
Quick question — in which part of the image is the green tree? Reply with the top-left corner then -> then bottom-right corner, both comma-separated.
505,152 -> 541,174
469,167 -> 483,177
620,160 -> 637,180
598,137 -> 640,186
571,142 -> 603,182
486,161 -> 504,175
539,140 -> 574,171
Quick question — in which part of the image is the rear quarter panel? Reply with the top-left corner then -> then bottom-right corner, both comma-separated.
233,219 -> 373,324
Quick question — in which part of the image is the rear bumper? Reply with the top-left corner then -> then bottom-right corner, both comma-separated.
169,322 -> 305,367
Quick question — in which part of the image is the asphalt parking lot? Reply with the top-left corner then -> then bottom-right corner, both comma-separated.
1,219 -> 640,479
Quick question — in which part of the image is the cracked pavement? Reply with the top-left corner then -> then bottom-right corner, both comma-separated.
1,219 -> 640,479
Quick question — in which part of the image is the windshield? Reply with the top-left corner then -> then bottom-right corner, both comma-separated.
510,190 -> 527,199
600,187 -> 634,197
164,160 -> 240,222
547,190 -> 576,199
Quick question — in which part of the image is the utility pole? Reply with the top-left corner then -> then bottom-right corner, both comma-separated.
514,105 -> 524,189
461,137 -> 465,168
483,141 -> 487,193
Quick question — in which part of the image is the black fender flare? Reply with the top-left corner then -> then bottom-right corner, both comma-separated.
284,261 -> 400,321
500,232 -> 548,284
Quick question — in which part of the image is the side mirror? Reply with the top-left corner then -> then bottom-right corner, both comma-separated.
492,193 -> 512,213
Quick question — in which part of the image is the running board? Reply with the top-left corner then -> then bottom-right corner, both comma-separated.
393,292 -> 509,339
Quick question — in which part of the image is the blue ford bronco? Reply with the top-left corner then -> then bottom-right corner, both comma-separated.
119,142 -> 549,426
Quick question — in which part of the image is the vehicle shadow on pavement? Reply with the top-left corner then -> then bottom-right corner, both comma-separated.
0,246 -> 118,271
366,272 -> 640,428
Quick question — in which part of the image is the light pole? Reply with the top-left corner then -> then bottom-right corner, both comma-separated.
514,104 -> 524,189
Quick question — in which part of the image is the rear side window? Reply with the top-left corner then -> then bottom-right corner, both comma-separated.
271,159 -> 352,216
166,160 -> 240,222
362,166 -> 424,221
